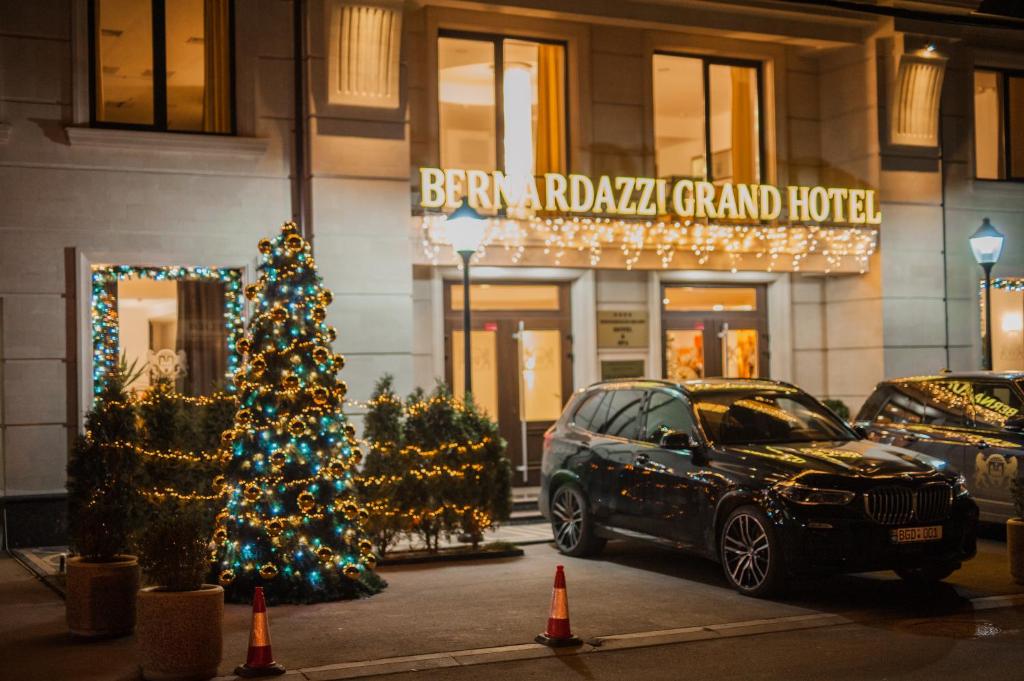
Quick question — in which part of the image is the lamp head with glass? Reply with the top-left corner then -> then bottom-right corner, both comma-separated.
446,198 -> 488,258
970,217 -> 1005,267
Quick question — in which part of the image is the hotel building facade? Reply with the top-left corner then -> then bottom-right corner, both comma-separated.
1,0 -> 1023,542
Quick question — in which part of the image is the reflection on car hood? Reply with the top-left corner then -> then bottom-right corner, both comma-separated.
722,439 -> 942,477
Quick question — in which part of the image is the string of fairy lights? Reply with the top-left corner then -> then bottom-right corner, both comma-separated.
91,266 -> 245,395
419,214 -> 878,273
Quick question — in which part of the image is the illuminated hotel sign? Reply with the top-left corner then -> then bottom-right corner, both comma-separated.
419,168 -> 882,225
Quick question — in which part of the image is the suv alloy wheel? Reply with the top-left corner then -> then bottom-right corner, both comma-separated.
550,483 -> 605,557
719,505 -> 785,597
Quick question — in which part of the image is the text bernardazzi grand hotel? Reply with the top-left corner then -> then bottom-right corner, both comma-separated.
1,1 -> 1023,538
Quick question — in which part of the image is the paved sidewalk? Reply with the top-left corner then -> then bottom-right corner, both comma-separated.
2,537 -> 1022,681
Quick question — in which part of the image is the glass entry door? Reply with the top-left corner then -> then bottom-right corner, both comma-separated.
446,283 -> 572,486
663,285 -> 767,380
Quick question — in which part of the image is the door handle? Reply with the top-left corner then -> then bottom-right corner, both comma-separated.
975,440 -> 990,449
635,453 -> 650,465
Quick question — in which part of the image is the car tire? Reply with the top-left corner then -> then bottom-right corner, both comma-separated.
895,562 -> 959,585
719,505 -> 786,598
550,483 -> 606,557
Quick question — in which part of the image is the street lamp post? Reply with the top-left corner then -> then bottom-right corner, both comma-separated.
446,198 -> 487,400
969,217 -> 1006,371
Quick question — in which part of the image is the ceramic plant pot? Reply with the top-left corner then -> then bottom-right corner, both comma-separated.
136,584 -> 224,681
66,555 -> 140,638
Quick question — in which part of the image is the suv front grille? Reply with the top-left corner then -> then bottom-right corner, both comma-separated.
863,483 -> 952,525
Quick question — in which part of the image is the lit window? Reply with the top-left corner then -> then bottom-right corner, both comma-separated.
91,0 -> 234,133
974,69 -> 1024,180
653,54 -> 762,184
438,33 -> 567,176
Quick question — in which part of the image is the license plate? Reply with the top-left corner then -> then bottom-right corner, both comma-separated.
891,526 -> 943,544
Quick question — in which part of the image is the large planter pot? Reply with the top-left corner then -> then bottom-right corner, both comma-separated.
1009,518 -> 1024,585
137,584 -> 224,681
66,555 -> 140,638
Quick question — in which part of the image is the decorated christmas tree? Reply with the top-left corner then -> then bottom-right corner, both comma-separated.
213,221 -> 383,604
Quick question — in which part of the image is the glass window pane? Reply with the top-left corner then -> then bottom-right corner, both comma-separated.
990,286 -> 1024,371
974,71 -> 1005,180
970,382 -> 1023,429
665,330 -> 705,380
663,286 -> 757,312
708,64 -> 760,184
653,54 -> 705,180
598,390 -> 644,439
723,328 -> 758,378
450,284 -> 560,311
572,391 -> 605,431
95,0 -> 154,125
117,278 -> 177,394
451,329 -> 498,417
642,391 -> 696,443
520,329 -> 563,421
501,40 -> 566,181
166,0 -> 231,132
1010,76 -> 1024,179
439,37 -> 497,171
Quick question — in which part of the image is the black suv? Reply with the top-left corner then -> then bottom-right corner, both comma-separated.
539,379 -> 978,597
857,371 -> 1024,523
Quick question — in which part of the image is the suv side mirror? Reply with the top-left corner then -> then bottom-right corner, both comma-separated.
1005,415 -> 1024,432
659,430 -> 699,450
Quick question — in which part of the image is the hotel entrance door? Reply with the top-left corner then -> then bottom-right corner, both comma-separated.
662,285 -> 768,380
445,283 -> 572,486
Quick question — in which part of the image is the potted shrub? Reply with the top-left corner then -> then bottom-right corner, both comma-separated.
1010,478 -> 1024,585
136,498 -> 223,681
65,368 -> 141,638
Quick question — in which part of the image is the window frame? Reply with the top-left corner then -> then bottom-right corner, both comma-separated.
639,388 -> 699,445
973,66 -> 1024,182
967,380 -> 1024,431
436,28 -> 571,172
651,50 -> 766,184
87,0 -> 237,135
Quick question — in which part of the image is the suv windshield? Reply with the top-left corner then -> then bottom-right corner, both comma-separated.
693,390 -> 855,445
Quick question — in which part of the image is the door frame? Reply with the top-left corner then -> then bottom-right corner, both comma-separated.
648,271 -> 792,383
660,282 -> 769,379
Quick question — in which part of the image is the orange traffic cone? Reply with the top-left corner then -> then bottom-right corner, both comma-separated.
535,565 -> 582,647
235,587 -> 286,677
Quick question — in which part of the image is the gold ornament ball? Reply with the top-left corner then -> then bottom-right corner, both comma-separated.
285,233 -> 305,253
212,475 -> 226,491
358,539 -> 373,554
297,491 -> 316,513
357,508 -> 369,521
233,371 -> 246,388
361,553 -> 377,569
216,510 -> 231,526
328,460 -> 345,477
312,346 -> 330,364
220,429 -> 236,446
271,305 -> 288,323
311,386 -> 330,405
219,569 -> 236,586
326,326 -> 337,342
258,238 -> 273,254
266,518 -> 284,537
288,416 -> 306,436
334,354 -> 346,371
281,220 -> 298,234
350,448 -> 363,466
251,356 -> 267,376
311,306 -> 327,323
316,546 -> 333,562
341,501 -> 359,520
237,408 -> 253,424
213,528 -> 228,545
336,381 -> 348,400
237,337 -> 252,355
270,451 -> 286,469
244,283 -> 261,300
320,289 -> 334,306
342,563 -> 361,580
282,374 -> 300,391
243,483 -> 262,502
259,563 -> 279,580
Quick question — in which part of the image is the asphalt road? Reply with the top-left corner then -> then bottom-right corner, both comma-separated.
366,606 -> 1024,681
2,529 -> 1023,680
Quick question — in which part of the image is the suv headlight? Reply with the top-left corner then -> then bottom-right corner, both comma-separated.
953,473 -> 969,498
775,481 -> 855,506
